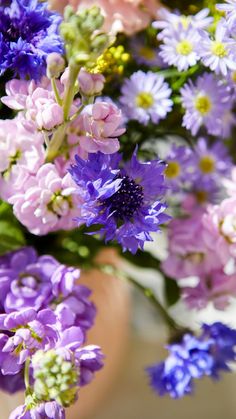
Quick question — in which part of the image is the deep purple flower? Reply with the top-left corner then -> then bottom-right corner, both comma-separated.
9,401 -> 65,419
0,369 -> 24,394
0,0 -> 63,80
0,308 -> 58,375
181,73 -> 230,136
69,150 -> 170,253
146,322 -> 236,398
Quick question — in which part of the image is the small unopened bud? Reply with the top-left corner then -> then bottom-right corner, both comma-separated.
46,53 -> 65,78
78,68 -> 105,96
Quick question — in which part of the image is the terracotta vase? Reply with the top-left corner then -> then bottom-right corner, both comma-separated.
0,250 -> 130,419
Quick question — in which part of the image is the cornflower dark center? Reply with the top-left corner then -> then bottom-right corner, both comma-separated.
105,175 -> 144,221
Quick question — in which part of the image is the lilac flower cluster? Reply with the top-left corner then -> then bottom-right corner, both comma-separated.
0,247 -> 103,417
147,322 -> 236,398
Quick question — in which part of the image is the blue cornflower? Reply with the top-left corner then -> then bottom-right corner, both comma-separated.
146,322 -> 236,399
0,0 -> 63,80
69,150 -> 170,254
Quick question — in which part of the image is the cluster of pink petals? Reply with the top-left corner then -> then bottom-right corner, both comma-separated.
1,78 -> 65,131
9,163 -> 82,235
183,269 -> 236,311
78,69 -> 105,96
49,0 -> 159,35
0,118 -> 45,201
79,101 -> 126,154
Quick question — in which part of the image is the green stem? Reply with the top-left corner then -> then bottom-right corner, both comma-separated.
24,357 -> 30,390
63,64 -> 80,121
100,264 -> 180,332
51,77 -> 63,106
45,123 -> 66,162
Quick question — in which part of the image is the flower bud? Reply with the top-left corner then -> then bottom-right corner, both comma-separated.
78,68 -> 105,96
46,53 -> 65,79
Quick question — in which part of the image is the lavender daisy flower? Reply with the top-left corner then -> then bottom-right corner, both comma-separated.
198,19 -> 236,76
189,177 -> 221,206
217,1 -> 236,30
159,24 -> 200,71
146,322 -> 236,399
193,137 -> 232,179
120,71 -> 173,125
69,150 -> 170,254
0,0 -> 63,80
164,144 -> 195,192
153,8 -> 213,40
130,36 -> 164,67
181,73 -> 229,136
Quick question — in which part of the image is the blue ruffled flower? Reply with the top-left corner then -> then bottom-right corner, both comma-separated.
0,0 -> 63,80
69,150 -> 170,254
146,322 -> 236,399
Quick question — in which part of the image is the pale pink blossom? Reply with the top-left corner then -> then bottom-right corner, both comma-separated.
183,270 -> 236,311
162,209 -> 226,280
49,0 -> 159,35
79,102 -> 125,154
78,68 -> 105,96
223,166 -> 236,196
202,198 -> 236,259
10,164 -> 82,236
0,119 -> 45,200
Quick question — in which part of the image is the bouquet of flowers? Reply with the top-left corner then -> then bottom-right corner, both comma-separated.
1,0 -> 236,417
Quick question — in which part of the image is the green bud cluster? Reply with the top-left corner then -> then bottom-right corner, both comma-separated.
32,350 -> 79,408
60,6 -> 111,67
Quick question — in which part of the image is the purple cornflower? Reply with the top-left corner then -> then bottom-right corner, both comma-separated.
198,19 -> 236,76
153,8 -> 213,40
181,73 -> 229,136
120,71 -> 173,125
164,144 -> 195,192
69,149 -> 170,254
216,1 -> 236,30
159,24 -> 200,71
193,137 -> 232,180
0,0 -> 63,80
146,322 -> 236,399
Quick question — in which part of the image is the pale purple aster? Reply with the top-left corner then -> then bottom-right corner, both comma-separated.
0,308 -> 58,375
216,1 -> 236,30
120,70 -> 173,125
159,23 -> 200,71
197,19 -> 236,76
164,144 -> 195,192
9,402 -> 65,419
69,149 -> 170,254
130,36 -> 164,67
146,322 -> 236,398
153,8 -> 213,40
188,177 -> 221,205
181,73 -> 230,136
193,137 -> 232,180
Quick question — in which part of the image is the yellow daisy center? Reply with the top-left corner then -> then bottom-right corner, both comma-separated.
195,190 -> 208,204
199,155 -> 215,174
136,92 -> 154,109
211,41 -> 227,58
165,161 -> 181,179
176,40 -> 193,56
195,95 -> 212,115
231,71 -> 236,83
139,46 -> 155,61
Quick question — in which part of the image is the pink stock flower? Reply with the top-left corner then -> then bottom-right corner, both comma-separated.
79,102 -> 125,154
49,0 -> 159,35
203,198 -> 236,259
162,209 -> 227,280
9,163 -> 82,236
78,69 -> 105,96
0,118 -> 45,201
223,166 -> 236,196
183,270 -> 236,311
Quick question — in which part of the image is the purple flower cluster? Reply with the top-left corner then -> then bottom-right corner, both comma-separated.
0,0 -> 63,79
146,322 -> 236,398
69,149 -> 170,253
0,247 -> 103,417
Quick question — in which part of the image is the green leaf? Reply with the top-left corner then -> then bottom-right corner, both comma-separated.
0,200 -> 26,255
164,275 -> 181,307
